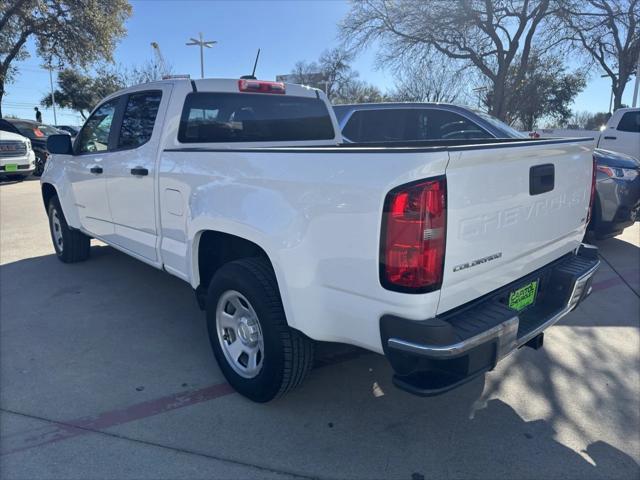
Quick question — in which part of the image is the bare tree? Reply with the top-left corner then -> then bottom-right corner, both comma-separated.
340,0 -> 565,120
387,58 -> 464,103
333,80 -> 386,104
559,0 -> 640,110
126,58 -> 174,85
288,48 -> 374,103
569,110 -> 611,129
318,48 -> 357,100
289,60 -> 322,87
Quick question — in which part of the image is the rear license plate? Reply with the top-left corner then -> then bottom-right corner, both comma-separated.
508,280 -> 538,312
5,164 -> 18,172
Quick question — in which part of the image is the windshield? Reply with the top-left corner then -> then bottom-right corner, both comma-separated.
474,111 -> 527,138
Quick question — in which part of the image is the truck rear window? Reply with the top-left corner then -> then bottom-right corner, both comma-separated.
178,92 -> 335,143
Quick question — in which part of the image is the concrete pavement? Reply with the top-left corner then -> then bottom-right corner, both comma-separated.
1,178 -> 639,479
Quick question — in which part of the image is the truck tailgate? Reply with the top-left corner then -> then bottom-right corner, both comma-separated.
437,139 -> 593,314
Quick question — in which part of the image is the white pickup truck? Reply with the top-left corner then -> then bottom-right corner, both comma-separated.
597,107 -> 640,160
42,77 -> 599,402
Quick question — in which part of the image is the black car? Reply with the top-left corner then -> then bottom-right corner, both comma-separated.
333,103 -> 639,239
0,119 -> 62,176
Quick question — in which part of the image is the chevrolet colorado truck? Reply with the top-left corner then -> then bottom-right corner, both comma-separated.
42,78 -> 599,402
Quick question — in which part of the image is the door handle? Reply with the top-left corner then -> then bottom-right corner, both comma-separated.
603,136 -> 617,140
130,167 -> 149,176
90,166 -> 103,174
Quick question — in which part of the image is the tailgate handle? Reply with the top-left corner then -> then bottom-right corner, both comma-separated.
529,164 -> 554,195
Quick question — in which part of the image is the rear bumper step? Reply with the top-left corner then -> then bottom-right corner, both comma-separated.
381,244 -> 600,396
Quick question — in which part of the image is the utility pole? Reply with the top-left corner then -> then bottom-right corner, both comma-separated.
47,61 -> 57,125
186,33 -> 217,79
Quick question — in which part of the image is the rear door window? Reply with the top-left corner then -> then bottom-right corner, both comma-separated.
178,93 -> 335,143
617,111 -> 640,133
118,91 -> 162,149
343,109 -> 492,142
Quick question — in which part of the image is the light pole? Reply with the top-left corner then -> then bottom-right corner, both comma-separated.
186,32 -> 217,79
632,51 -> 640,108
47,61 -> 57,125
601,73 -> 617,113
472,86 -> 488,109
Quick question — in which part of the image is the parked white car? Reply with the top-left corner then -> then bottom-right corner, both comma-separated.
0,129 -> 35,180
597,107 -> 640,160
41,77 -> 599,402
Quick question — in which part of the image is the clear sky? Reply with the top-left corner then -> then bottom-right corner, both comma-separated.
3,0 -> 634,126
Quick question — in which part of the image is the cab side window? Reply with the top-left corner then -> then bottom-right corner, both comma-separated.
75,99 -> 119,154
118,91 -> 162,149
617,111 -> 640,133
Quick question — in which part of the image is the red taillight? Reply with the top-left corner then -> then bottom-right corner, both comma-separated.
381,177 -> 447,293
238,79 -> 285,94
33,128 -> 44,137
587,156 -> 597,224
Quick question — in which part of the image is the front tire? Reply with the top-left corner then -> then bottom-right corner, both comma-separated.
33,155 -> 46,176
206,257 -> 314,402
47,196 -> 90,263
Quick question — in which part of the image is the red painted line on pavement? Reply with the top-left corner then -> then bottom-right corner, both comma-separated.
1,382 -> 235,456
591,271 -> 639,293
591,276 -> 624,292
1,348 -> 368,457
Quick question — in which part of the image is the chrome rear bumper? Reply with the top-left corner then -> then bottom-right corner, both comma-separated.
381,244 -> 600,396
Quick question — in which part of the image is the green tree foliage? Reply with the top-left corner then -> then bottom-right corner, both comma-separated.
41,68 -> 126,119
0,0 -> 132,117
486,55 -> 586,130
585,112 -> 612,130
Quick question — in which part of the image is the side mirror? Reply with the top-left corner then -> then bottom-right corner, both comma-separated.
47,134 -> 74,155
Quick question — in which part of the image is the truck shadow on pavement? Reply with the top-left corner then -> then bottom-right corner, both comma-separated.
1,244 -> 638,478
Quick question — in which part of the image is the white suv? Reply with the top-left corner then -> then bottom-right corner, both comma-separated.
0,130 -> 36,180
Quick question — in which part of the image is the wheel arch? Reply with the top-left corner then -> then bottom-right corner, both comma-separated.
41,182 -> 58,211
193,229 -> 282,305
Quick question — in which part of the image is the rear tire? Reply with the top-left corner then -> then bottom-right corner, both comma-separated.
206,257 -> 314,402
47,196 -> 90,263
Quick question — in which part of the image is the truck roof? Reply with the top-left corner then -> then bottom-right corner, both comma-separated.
104,77 -> 325,101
